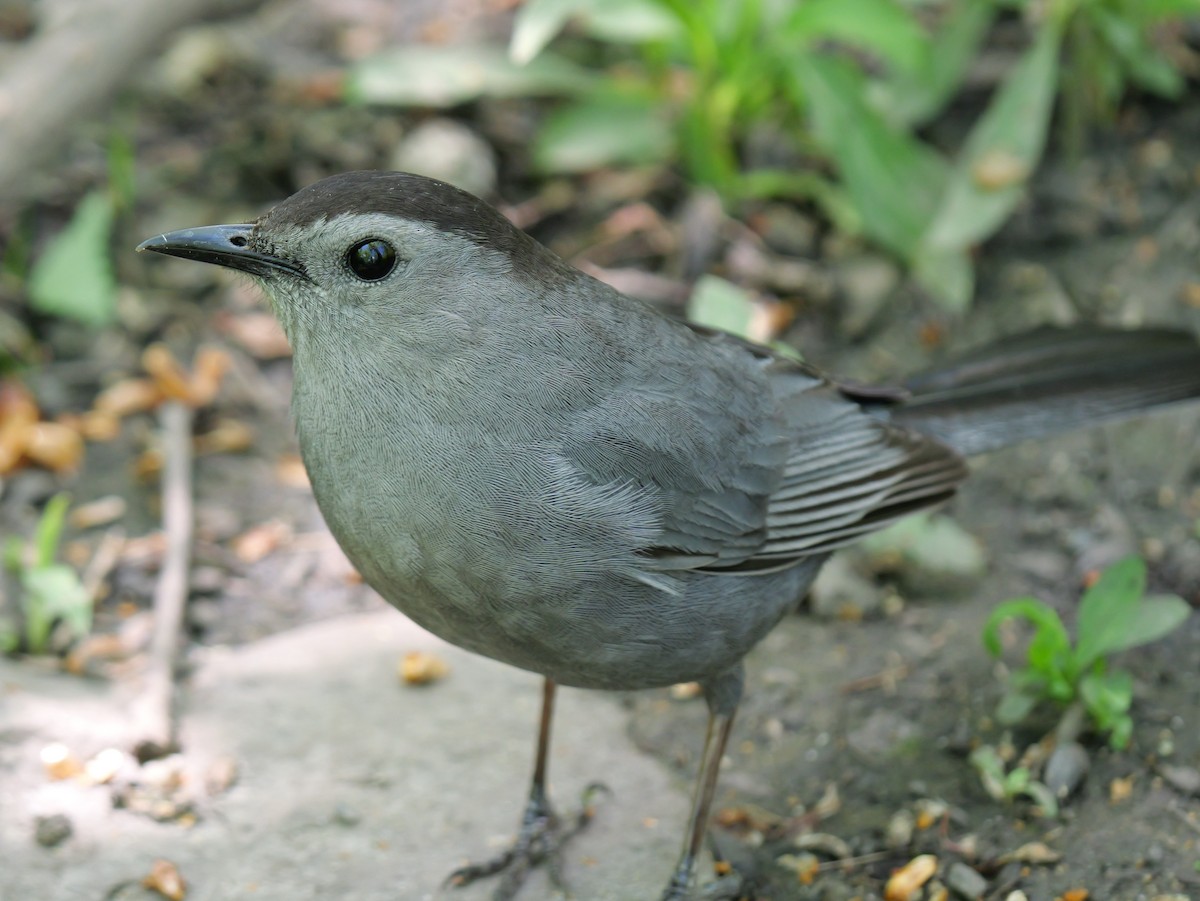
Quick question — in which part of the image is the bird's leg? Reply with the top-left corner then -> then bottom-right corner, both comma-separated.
660,668 -> 746,901
446,677 -> 606,900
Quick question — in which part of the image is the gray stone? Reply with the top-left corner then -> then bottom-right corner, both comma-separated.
392,119 -> 497,198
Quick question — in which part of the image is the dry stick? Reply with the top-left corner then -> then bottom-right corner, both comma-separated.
0,0 -> 265,201
130,401 -> 194,760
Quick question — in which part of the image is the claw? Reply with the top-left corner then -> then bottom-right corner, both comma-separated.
444,785 -> 610,900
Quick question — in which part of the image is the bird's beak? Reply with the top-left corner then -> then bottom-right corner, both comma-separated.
136,224 -> 308,280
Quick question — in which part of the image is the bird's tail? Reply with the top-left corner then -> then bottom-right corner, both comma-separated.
889,326 -> 1200,456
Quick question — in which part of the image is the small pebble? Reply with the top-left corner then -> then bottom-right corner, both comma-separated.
35,813 -> 72,847
944,861 -> 987,900
1159,764 -> 1200,795
332,804 -> 361,827
1044,740 -> 1090,799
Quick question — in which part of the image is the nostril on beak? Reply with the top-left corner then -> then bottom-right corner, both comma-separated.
230,235 -> 248,247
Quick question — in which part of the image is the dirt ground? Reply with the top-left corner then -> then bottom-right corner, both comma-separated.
2,2 -> 1200,900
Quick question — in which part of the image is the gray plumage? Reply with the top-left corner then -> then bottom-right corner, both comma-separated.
137,171 -> 1200,899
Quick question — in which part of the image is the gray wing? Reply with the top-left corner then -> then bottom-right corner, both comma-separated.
560,326 -> 968,576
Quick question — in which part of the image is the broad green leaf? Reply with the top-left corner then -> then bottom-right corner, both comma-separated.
875,0 -> 994,126
786,0 -> 931,76
346,45 -> 593,107
28,191 -> 117,328
21,564 -> 91,653
511,0 -> 582,64
1093,593 -> 1190,656
577,0 -> 682,43
923,22 -> 1062,251
1073,556 -> 1146,671
686,276 -> 757,339
510,0 -> 678,61
996,687 -> 1041,725
790,54 -> 948,262
912,244 -> 974,312
533,92 -> 673,173
1133,0 -> 1200,21
1090,6 -> 1187,98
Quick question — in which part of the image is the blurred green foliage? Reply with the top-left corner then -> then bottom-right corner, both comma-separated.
350,0 -> 1200,309
1,494 -> 92,654
23,125 -> 137,330
982,556 -> 1191,749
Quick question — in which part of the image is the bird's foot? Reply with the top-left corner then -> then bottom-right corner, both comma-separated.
445,783 -> 608,900
659,857 -> 749,901
660,874 -> 746,901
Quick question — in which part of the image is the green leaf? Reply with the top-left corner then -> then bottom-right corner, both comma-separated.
923,21 -> 1062,252
789,54 -> 948,262
982,597 -> 1070,660
1138,0 -> 1200,15
27,191 -> 117,328
996,687 -> 1042,725
912,244 -> 974,312
1018,779 -> 1060,818
875,0 -> 995,125
1080,670 -> 1133,718
686,276 -> 758,339
533,91 -> 674,173
20,564 -> 91,653
0,617 -> 17,653
1079,669 -> 1134,747
575,0 -> 683,43
786,0 -> 931,76
1090,6 -> 1186,98
346,45 -> 594,107
1073,556 -> 1146,671
510,0 -> 582,64
1111,594 -> 1192,650
33,493 -> 70,569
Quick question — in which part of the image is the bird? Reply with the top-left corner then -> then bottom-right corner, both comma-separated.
138,170 -> 1200,900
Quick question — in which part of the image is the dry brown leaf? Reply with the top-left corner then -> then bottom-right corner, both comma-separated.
189,346 -> 232,406
232,520 -> 292,563
143,344 -> 193,403
194,419 -> 254,455
80,410 -> 122,441
1109,775 -> 1134,804
69,495 -> 127,529
134,448 -> 164,479
23,421 -> 84,472
0,379 -> 38,473
884,854 -> 937,901
93,377 -> 162,417
41,743 -> 84,781
275,454 -> 310,488
998,841 -> 1062,865
218,311 -> 292,359
399,650 -> 450,685
142,859 -> 187,901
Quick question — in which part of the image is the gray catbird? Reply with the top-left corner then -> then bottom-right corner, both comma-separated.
139,171 -> 1200,900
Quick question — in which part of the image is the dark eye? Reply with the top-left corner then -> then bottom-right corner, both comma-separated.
345,239 -> 397,281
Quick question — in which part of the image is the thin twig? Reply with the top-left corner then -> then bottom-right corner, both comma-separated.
130,401 -> 194,760
0,0 -> 266,200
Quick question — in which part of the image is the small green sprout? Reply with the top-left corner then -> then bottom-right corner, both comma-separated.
1,493 -> 92,653
982,556 -> 1191,749
968,744 -> 1058,818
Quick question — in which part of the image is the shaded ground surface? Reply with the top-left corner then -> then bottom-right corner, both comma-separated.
3,3 -> 1200,900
